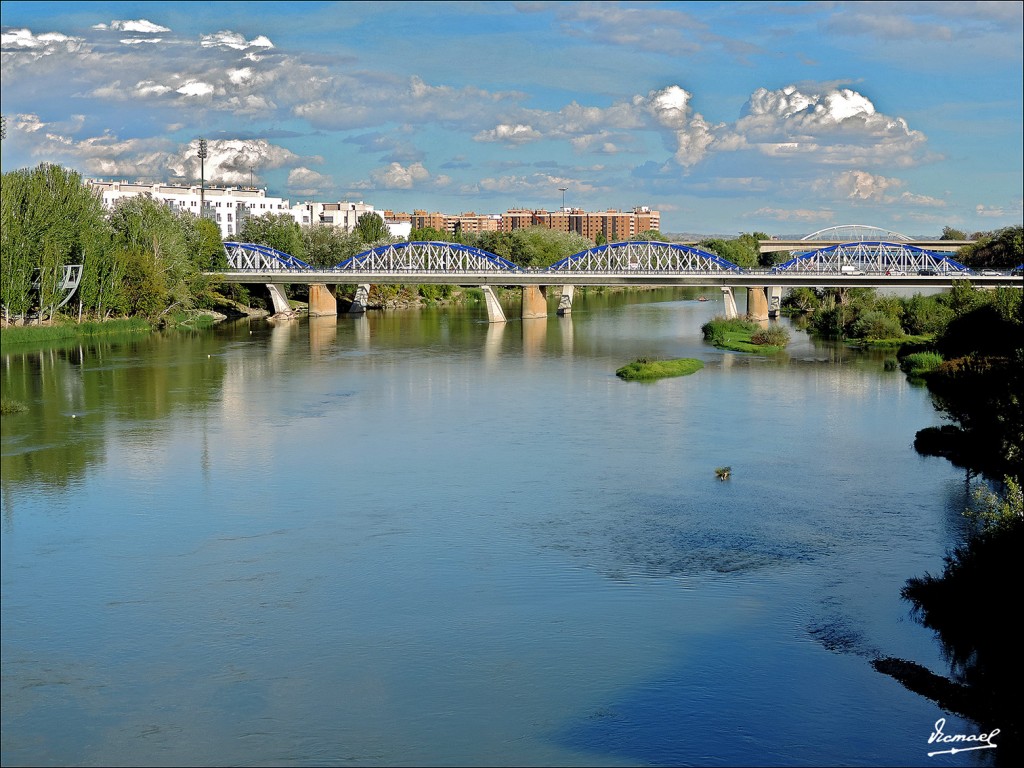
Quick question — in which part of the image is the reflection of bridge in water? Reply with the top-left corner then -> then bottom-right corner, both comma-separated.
215,224 -> 1019,322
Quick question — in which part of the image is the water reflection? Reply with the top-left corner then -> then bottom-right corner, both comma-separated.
1,290 -> 985,767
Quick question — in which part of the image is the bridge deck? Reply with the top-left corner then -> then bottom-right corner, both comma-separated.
211,270 -> 1021,289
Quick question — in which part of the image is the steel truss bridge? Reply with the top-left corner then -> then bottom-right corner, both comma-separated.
220,239 -> 1020,289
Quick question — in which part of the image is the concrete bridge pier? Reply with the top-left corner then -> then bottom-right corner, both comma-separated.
767,286 -> 784,319
747,287 -> 769,321
266,284 -> 291,314
348,284 -> 371,314
721,287 -> 738,319
522,285 -> 548,319
556,285 -> 575,316
481,286 -> 507,323
308,283 -> 337,317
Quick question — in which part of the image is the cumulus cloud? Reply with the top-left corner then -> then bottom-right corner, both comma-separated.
474,124 -> 542,144
200,31 -> 274,50
368,162 -> 431,189
95,20 -> 171,33
167,138 -> 311,185
727,84 -> 931,167
812,170 -> 946,209
287,167 -> 332,197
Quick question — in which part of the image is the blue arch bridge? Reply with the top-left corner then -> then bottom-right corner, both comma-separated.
215,225 -> 1019,322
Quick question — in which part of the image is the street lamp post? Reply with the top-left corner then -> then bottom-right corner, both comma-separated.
558,187 -> 568,211
197,138 -> 208,218
249,165 -> 254,189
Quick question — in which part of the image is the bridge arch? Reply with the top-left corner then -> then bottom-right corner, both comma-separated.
225,242 -> 313,271
546,241 -> 743,273
772,241 -> 971,274
801,225 -> 911,242
333,241 -> 521,273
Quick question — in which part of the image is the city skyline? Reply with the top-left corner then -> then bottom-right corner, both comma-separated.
1,1 -> 1021,236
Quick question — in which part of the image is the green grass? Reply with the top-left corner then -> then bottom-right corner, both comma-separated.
901,351 -> 945,378
0,317 -> 153,347
616,357 -> 704,381
701,316 -> 788,353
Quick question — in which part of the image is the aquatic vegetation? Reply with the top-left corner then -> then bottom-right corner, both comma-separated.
615,357 -> 704,381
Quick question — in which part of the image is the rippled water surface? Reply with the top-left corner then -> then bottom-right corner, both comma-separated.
1,290 -> 989,766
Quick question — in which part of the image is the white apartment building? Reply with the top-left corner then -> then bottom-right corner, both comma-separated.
291,200 -> 411,240
85,180 -> 408,241
85,180 -> 292,239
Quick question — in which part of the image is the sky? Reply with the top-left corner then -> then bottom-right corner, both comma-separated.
1,1 -> 1022,237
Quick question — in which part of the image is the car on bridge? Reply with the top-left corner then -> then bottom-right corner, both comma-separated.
885,269 -> 906,276
840,265 -> 865,275
917,269 -> 937,276
979,269 -> 1001,276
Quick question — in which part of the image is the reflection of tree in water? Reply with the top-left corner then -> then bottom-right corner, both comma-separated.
877,296 -> 1023,766
1,332 -> 228,507
875,511 -> 1021,765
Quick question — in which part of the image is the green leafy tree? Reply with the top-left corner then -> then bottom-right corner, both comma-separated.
595,232 -> 608,246
354,212 -> 389,244
408,226 -> 450,242
941,226 -> 968,241
238,212 -> 306,260
1,163 -> 108,321
301,224 -> 363,268
106,195 -> 209,318
632,229 -> 667,241
508,226 -> 591,268
956,226 -> 1023,270
470,231 -> 515,261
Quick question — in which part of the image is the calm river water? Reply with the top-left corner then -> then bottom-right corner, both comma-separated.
1,289 -> 990,766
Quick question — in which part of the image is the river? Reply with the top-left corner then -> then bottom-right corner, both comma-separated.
1,289 -> 990,766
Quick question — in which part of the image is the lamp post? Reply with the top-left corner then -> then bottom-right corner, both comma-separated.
558,187 -> 568,211
249,165 -> 254,189
197,138 -> 208,218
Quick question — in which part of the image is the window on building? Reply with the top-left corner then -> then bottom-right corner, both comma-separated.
216,214 -> 221,222
227,214 -> 232,222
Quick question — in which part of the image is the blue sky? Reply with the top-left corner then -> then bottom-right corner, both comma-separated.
2,1 -> 1021,236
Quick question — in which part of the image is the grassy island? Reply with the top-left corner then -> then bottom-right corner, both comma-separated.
700,316 -> 790,353
616,357 -> 704,381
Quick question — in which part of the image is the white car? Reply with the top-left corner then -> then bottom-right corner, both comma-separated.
885,269 -> 906,276
979,269 -> 1001,276
840,265 -> 865,275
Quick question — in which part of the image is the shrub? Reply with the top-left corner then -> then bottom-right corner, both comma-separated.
750,325 -> 790,347
901,351 -> 944,378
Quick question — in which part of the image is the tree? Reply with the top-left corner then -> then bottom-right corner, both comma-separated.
301,224 -> 363,269
956,226 -> 1023,270
941,226 -> 968,241
408,226 -> 450,242
238,212 -> 306,260
632,229 -> 666,241
1,164 -> 109,321
106,195 -> 210,318
354,212 -> 389,244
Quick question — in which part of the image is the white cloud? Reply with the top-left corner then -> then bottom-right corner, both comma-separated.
176,81 -> 216,98
368,162 -> 431,189
200,31 -> 275,51
102,20 -> 172,34
287,167 -> 332,197
728,84 -> 930,168
120,38 -> 163,45
474,124 -> 542,144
